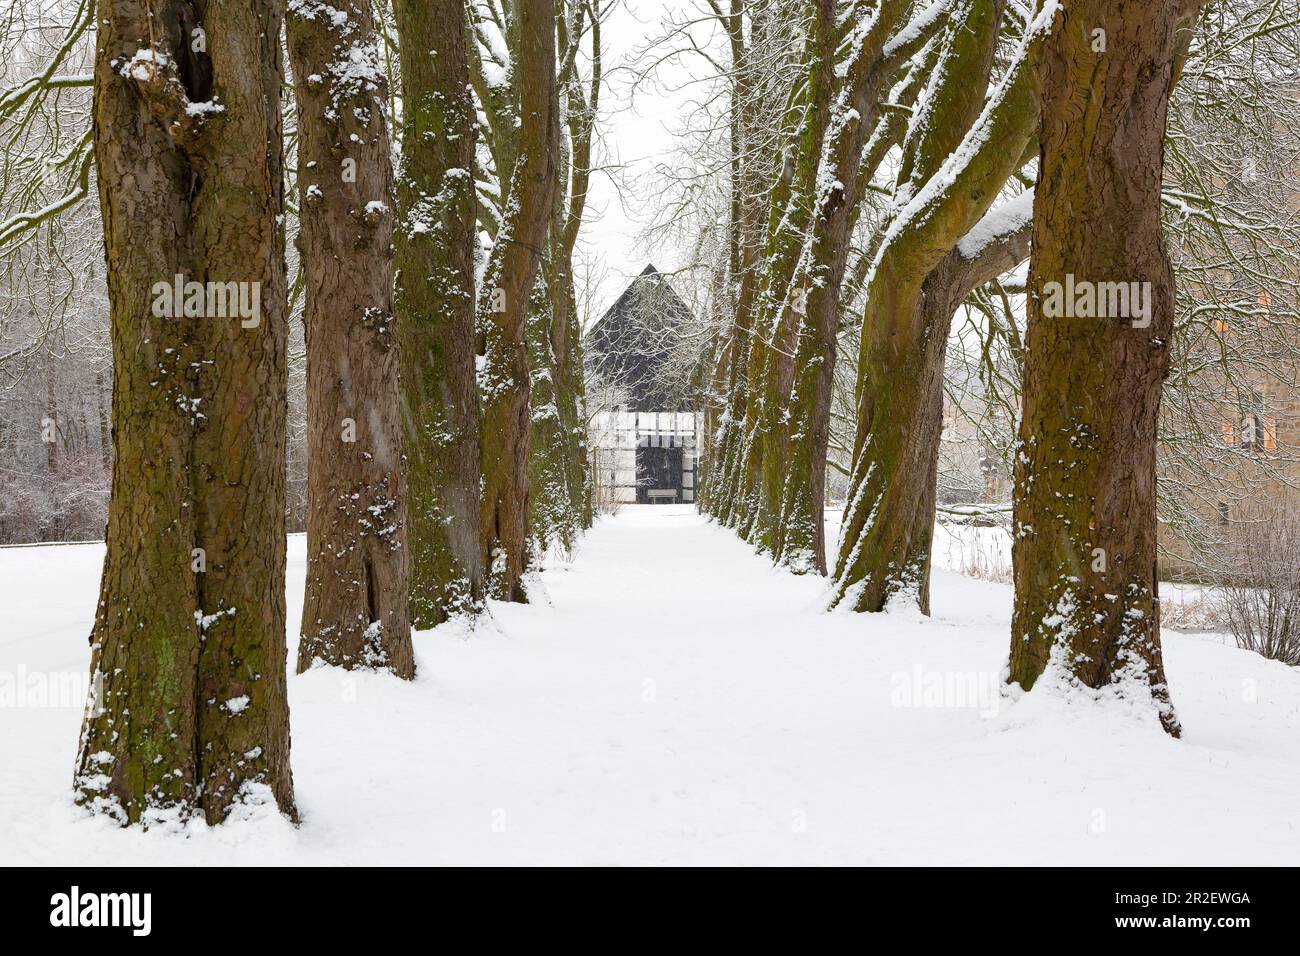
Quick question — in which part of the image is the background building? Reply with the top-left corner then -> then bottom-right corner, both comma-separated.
586,265 -> 701,504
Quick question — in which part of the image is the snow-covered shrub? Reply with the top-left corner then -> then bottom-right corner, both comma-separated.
1159,590 -> 1222,631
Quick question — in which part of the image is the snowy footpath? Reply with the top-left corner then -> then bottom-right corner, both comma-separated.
2,505 -> 1299,865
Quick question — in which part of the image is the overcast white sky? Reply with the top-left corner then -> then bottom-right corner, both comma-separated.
576,0 -> 712,323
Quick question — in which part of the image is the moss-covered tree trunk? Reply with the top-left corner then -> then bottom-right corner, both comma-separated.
721,0 -> 841,544
526,257 -> 576,553
288,0 -> 412,676
478,0 -> 557,601
527,4 -> 587,555
702,1 -> 774,527
75,0 -> 295,824
1009,0 -> 1183,737
557,0 -> 598,532
556,261 -> 591,529
741,0 -> 841,554
768,0 -> 917,572
830,0 -> 1041,613
394,0 -> 484,628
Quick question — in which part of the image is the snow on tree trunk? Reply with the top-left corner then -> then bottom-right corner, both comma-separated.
771,0 -> 917,573
478,0 -> 558,601
701,2 -> 783,528
527,255 -> 577,553
830,0 -> 1041,613
1009,0 -> 1183,737
556,0 -> 598,534
394,0 -> 485,628
715,0 -> 842,545
529,227 -> 591,548
288,0 -> 413,677
74,0 -> 296,824
527,4 -> 590,555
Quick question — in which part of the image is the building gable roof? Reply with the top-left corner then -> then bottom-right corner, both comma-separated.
585,264 -> 695,411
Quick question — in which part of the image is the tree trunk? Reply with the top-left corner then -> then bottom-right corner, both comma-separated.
557,0 -> 597,531
478,0 -> 557,601
831,227 -> 1030,603
531,221 -> 591,546
527,257 -> 576,552
394,0 -> 484,628
557,262 -> 591,529
45,370 -> 59,479
527,16 -> 577,555
722,0 -> 839,545
702,0 -> 768,527
75,0 -> 295,824
774,51 -> 926,569
830,0 -> 1040,613
1009,0 -> 1182,737
770,0 -> 915,572
288,0 -> 412,677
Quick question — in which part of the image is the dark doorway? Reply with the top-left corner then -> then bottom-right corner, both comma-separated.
636,444 -> 683,503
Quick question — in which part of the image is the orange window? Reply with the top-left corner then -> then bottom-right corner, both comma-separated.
1264,416 -> 1278,452
1213,317 -> 1229,334
1220,419 -> 1235,446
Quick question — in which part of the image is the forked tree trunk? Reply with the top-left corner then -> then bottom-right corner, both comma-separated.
75,0 -> 295,824
1009,0 -> 1183,737
288,0 -> 412,676
393,0 -> 484,628
830,227 -> 1030,603
830,0 -> 1040,613
478,0 -> 557,601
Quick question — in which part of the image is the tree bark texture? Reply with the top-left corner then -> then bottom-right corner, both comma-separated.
394,0 -> 484,628
831,0 -> 1040,613
478,0 -> 557,602
289,0 -> 413,676
75,0 -> 295,824
768,0 -> 912,572
1009,0 -> 1182,737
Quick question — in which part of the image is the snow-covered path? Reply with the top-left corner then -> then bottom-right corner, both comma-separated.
2,505 -> 1299,864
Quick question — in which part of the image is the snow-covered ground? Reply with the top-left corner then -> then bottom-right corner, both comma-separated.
2,505 -> 1298,865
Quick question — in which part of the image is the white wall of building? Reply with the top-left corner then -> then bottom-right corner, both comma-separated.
590,411 -> 702,504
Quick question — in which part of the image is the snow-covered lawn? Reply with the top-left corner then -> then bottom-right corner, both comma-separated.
2,505 -> 1298,865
